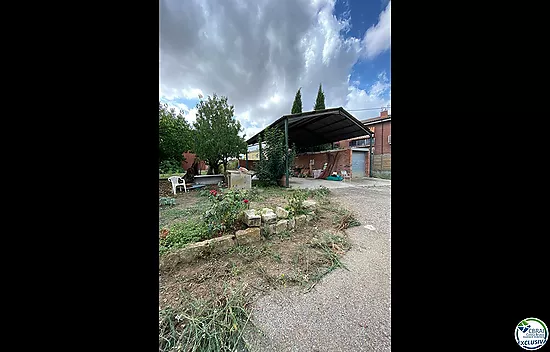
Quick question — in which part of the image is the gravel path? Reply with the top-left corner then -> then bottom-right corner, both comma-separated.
244,183 -> 391,351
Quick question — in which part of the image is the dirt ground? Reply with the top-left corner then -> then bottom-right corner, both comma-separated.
158,180 -> 355,311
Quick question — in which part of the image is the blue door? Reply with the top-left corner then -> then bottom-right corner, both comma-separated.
352,151 -> 366,178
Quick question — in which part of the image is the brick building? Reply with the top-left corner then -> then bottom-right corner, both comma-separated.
181,151 -> 207,172
336,109 -> 391,178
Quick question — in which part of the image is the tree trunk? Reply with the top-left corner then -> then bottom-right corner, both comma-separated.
222,158 -> 228,173
208,162 -> 220,174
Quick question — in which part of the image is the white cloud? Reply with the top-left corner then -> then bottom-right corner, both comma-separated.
181,88 -> 204,99
159,99 -> 199,125
362,1 -> 391,59
160,0 -> 390,141
345,71 -> 391,119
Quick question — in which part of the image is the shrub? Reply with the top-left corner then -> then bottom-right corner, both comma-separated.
202,189 -> 249,236
255,127 -> 296,185
159,159 -> 184,174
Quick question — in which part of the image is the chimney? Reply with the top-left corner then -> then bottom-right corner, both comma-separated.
380,109 -> 388,118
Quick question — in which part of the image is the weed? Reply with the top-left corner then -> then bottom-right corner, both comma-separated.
271,252 -> 282,263
307,186 -> 330,201
285,189 -> 308,216
159,285 -> 252,352
230,262 -> 241,277
160,197 -> 176,207
159,220 -> 209,256
277,230 -> 292,240
332,207 -> 361,230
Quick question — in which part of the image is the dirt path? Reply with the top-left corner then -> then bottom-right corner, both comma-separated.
244,184 -> 391,351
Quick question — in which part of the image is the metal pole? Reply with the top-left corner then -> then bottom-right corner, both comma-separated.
285,118 -> 289,187
246,147 -> 249,169
369,134 -> 373,177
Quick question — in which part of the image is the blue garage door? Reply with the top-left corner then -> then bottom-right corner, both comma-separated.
352,151 -> 366,178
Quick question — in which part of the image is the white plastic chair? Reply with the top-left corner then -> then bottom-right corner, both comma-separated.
341,170 -> 351,182
168,176 -> 188,194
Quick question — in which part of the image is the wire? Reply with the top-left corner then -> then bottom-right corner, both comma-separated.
347,106 -> 391,112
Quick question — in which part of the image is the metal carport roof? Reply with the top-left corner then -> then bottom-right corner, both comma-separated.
246,107 -> 372,147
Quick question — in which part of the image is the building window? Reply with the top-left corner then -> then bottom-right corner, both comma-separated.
350,138 -> 374,147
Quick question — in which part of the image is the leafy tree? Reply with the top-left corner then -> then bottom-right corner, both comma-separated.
256,127 -> 296,185
159,102 -> 192,172
193,94 -> 247,174
314,83 -> 325,110
291,88 -> 303,114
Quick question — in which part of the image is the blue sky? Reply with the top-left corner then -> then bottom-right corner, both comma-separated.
160,0 -> 391,140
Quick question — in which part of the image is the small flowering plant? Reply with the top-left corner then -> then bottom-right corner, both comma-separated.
202,189 -> 251,237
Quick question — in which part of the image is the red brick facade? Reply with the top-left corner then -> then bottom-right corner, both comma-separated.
293,148 -> 368,177
335,109 -> 391,174
181,151 -> 207,171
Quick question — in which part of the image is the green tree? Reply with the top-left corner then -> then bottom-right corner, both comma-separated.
256,127 -> 296,185
313,83 -> 325,110
193,94 -> 247,174
291,88 -> 303,114
159,102 -> 192,172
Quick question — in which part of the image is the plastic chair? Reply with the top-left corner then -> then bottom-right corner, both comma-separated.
168,175 -> 188,194
341,170 -> 351,182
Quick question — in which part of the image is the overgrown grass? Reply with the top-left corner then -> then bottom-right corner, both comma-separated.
159,203 -> 207,229
331,207 -> 361,230
159,219 -> 209,256
159,285 -> 252,352
306,186 -> 331,202
305,231 -> 351,291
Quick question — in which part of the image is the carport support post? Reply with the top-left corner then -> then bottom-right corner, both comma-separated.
369,134 -> 373,177
285,117 -> 289,187
245,147 -> 249,169
259,135 -> 263,161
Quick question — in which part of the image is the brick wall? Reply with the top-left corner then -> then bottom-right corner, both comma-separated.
294,149 -> 352,176
182,152 -> 207,171
374,120 -> 391,156
372,154 -> 391,172
239,159 -> 260,171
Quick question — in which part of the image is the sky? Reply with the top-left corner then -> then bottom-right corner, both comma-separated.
159,0 -> 391,143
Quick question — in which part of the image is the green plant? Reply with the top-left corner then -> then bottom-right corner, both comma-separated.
159,102 -> 192,169
159,285 -> 252,352
159,220 -> 209,255
255,127 -> 296,185
291,88 -> 302,114
277,230 -> 292,240
305,232 -> 351,291
192,94 -> 247,175
332,207 -> 361,230
202,189 -> 249,236
159,197 -> 176,207
285,189 -> 308,216
159,160 -> 184,174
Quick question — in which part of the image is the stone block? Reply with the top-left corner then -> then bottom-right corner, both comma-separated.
295,214 -> 307,228
262,223 -> 276,237
205,234 -> 236,253
243,209 -> 261,227
275,219 -> 288,234
235,227 -> 261,245
276,206 -> 289,219
288,217 -> 296,230
303,200 -> 317,210
261,210 -> 277,224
